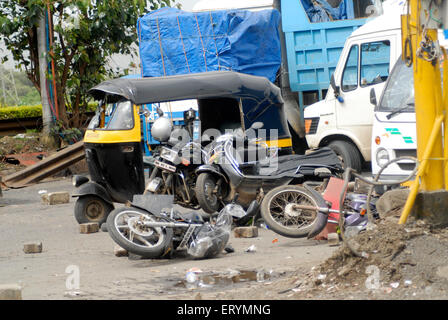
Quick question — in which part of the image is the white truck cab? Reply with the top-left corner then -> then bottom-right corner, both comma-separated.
370,56 -> 417,180
303,0 -> 406,172
371,31 -> 448,180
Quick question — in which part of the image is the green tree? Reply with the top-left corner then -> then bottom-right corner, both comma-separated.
0,0 -> 175,128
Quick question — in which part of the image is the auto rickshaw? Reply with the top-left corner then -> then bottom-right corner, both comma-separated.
72,71 -> 294,225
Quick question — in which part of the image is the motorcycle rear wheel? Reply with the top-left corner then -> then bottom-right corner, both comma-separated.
195,173 -> 221,213
106,207 -> 172,258
261,185 -> 320,238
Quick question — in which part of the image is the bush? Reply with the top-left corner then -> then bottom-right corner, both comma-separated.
0,103 -> 97,120
0,105 -> 42,120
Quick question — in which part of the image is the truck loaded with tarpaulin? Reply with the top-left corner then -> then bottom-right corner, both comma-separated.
137,7 -> 282,82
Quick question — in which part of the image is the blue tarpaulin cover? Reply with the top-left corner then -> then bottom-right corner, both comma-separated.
137,7 -> 281,82
301,0 -> 353,22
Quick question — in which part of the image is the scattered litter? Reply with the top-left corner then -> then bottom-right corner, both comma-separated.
245,245 -> 257,253
64,290 -> 84,297
317,274 -> 327,280
404,280 -> 413,287
256,270 -> 265,282
272,238 -> 278,244
285,256 -> 292,259
38,190 -> 47,195
224,244 -> 235,253
390,282 -> 400,289
187,267 -> 203,273
186,272 -> 198,285
259,223 -> 269,230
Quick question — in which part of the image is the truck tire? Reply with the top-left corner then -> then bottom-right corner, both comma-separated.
328,140 -> 362,173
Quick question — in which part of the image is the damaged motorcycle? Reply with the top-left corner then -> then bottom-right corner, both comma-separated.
106,194 -> 254,259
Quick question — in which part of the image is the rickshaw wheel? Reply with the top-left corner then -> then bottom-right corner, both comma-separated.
195,173 -> 221,214
74,195 -> 114,225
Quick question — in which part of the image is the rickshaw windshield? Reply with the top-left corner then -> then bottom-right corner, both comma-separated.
88,100 -> 134,130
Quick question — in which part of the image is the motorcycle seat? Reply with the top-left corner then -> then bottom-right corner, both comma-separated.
256,147 -> 342,176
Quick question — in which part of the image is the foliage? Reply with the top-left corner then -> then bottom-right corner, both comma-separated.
0,0 -> 175,128
50,119 -> 82,144
0,105 -> 42,120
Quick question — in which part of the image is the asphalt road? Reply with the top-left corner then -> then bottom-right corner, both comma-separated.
0,177 -> 337,300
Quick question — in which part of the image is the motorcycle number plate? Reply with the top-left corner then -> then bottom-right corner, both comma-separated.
154,160 -> 176,172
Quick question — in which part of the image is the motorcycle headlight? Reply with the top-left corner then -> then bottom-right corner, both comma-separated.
376,148 -> 390,168
160,147 -> 180,165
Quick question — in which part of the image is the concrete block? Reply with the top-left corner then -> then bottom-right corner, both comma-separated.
80,223 -> 99,234
0,284 -> 22,300
23,242 -> 42,254
114,245 -> 128,257
376,189 -> 410,217
413,190 -> 448,227
233,226 -> 258,238
327,233 -> 340,246
41,192 -> 70,205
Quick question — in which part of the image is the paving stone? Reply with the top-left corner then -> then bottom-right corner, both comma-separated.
114,245 -> 128,257
327,233 -> 340,246
80,223 -> 99,234
41,192 -> 70,205
0,284 -> 22,300
23,242 -> 42,254
233,226 -> 258,238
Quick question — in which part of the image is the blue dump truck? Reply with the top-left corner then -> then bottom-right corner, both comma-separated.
136,0 -> 378,153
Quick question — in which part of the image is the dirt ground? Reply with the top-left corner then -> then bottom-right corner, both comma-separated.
0,133 -> 53,173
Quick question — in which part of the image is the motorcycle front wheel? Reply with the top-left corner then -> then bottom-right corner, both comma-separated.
260,185 -> 321,238
106,207 -> 173,258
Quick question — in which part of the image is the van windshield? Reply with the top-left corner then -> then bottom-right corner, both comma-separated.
88,100 -> 134,130
378,58 -> 414,113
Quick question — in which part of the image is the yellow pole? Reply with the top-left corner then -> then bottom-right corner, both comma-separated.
409,0 -> 444,191
442,48 -> 448,186
399,115 -> 444,224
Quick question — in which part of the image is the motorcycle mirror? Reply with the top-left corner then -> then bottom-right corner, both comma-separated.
250,122 -> 264,130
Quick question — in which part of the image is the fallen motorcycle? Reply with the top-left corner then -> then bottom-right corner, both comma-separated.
106,194 -> 252,259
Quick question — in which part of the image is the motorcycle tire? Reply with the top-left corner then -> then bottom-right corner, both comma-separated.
106,207 -> 173,258
195,173 -> 221,214
74,195 -> 114,225
260,185 -> 321,238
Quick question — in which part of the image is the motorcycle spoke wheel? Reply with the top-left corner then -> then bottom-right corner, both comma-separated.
269,191 -> 316,229
113,210 -> 165,249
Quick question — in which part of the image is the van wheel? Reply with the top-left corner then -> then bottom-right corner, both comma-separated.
74,195 -> 114,225
328,140 -> 362,173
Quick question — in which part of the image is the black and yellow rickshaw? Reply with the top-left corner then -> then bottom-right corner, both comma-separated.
72,71 -> 293,225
